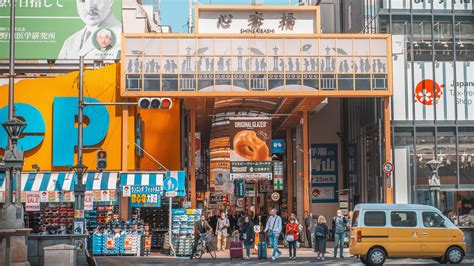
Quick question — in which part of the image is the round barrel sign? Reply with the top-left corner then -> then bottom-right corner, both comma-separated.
271,192 -> 280,202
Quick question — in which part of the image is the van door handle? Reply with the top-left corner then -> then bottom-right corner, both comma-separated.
421,232 -> 428,236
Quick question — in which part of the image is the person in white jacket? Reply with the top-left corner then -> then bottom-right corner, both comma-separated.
216,211 -> 230,251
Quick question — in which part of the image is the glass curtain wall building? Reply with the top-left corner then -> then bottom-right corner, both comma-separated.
373,0 -> 474,214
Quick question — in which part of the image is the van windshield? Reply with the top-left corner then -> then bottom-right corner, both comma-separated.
352,210 -> 360,227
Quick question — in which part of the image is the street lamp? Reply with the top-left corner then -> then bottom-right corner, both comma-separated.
1,118 -> 27,229
426,159 -> 442,210
2,118 -> 26,143
72,163 -> 88,184
72,163 -> 87,234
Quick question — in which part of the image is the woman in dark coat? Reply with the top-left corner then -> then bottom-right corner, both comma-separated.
315,215 -> 329,261
240,216 -> 255,260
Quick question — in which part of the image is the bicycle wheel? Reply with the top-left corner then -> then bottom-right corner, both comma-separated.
193,247 -> 203,259
207,242 -> 217,259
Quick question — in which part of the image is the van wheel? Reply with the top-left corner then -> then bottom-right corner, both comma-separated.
360,256 -> 369,265
445,246 -> 464,264
367,248 -> 386,266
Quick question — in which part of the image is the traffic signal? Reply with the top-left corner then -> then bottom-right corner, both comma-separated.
138,98 -> 173,109
97,149 -> 107,170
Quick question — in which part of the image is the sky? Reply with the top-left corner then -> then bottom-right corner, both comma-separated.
160,0 -> 299,33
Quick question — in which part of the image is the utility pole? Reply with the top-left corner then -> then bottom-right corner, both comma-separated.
72,56 -> 88,235
0,2 -> 30,265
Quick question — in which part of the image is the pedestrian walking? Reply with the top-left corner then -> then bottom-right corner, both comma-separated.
315,215 -> 328,261
332,210 -> 348,258
264,209 -> 282,261
285,216 -> 300,260
304,211 -> 314,248
216,211 -> 230,251
240,216 -> 255,260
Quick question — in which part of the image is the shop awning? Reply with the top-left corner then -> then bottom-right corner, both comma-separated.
0,171 -> 5,193
120,172 -> 165,189
83,172 -> 118,191
0,172 -> 119,192
21,172 -> 75,191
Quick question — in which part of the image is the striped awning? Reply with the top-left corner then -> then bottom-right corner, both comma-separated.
0,171 -> 5,193
120,172 -> 165,189
82,172 -> 118,191
21,172 -> 75,192
0,172 -> 119,192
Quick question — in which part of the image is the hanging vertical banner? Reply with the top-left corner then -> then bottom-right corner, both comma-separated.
229,117 -> 272,180
195,132 -> 202,169
84,191 -> 93,211
25,192 -> 40,212
273,161 -> 284,190
311,143 -> 338,203
235,180 -> 245,197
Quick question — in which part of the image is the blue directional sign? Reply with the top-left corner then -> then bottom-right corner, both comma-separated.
166,171 -> 186,196
164,177 -> 178,191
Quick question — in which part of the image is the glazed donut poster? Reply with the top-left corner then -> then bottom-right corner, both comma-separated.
229,117 -> 273,180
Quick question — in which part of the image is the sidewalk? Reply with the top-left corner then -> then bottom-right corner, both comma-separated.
151,242 -> 350,259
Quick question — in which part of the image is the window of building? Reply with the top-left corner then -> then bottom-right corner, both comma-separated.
459,128 -> 474,186
410,19 -> 433,61
455,17 -> 474,61
434,18 -> 454,61
415,128 -> 435,186
364,211 -> 386,226
391,211 -> 417,227
437,127 -> 457,186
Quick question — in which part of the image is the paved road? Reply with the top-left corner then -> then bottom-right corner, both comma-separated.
95,248 -> 474,265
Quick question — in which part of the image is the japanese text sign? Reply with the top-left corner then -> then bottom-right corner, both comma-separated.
130,186 -> 162,208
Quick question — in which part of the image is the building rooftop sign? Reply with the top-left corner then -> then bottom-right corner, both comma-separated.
195,5 -> 320,34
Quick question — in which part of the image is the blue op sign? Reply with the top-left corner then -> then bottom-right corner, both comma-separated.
311,144 -> 338,203
130,186 -> 161,207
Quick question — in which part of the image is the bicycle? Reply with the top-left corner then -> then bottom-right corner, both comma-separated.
192,232 -> 216,259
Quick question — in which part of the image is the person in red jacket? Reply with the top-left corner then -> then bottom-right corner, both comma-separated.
285,216 -> 300,260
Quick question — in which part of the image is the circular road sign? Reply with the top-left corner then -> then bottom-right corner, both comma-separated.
164,177 -> 178,191
271,192 -> 280,202
383,162 -> 394,174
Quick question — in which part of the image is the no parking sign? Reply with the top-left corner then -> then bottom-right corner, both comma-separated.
383,162 -> 394,174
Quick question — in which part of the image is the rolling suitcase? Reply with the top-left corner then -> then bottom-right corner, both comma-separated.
229,231 -> 243,259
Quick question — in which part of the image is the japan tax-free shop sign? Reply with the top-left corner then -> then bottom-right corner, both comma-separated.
0,0 -> 122,60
